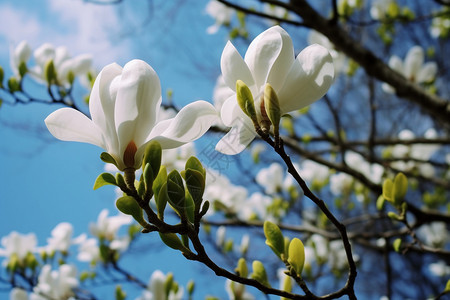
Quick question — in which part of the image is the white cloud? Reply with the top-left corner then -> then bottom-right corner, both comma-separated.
0,0 -> 130,68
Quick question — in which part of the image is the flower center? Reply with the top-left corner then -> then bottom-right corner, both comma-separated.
123,140 -> 137,169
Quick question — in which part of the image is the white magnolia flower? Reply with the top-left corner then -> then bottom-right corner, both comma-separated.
216,26 -> 334,154
31,264 -> 78,300
256,162 -> 284,194
345,151 -> 384,184
383,46 -> 438,93
308,30 -> 347,74
216,226 -> 227,247
205,0 -> 234,34
417,222 -> 449,248
370,0 -> 397,20
10,288 -> 28,300
212,75 -> 235,128
30,43 -> 92,86
263,3 -> 291,25
10,40 -> 31,77
74,235 -> 100,263
45,222 -> 74,254
430,12 -> 450,38
89,209 -> 132,241
330,172 -> 354,196
45,59 -> 217,171
0,232 -> 37,266
429,261 -> 450,277
298,160 -> 330,187
225,279 -> 255,300
136,270 -> 184,300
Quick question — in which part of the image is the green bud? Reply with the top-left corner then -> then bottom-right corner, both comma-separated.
143,163 -> 154,193
67,71 -> 75,85
224,239 -> 233,252
153,166 -> 167,201
45,60 -> 57,85
445,279 -> 450,292
164,272 -> 174,297
79,271 -> 90,282
281,270 -> 292,298
25,252 -> 38,271
393,172 -> 408,206
187,280 -> 195,296
7,253 -> 19,272
8,77 -> 20,92
142,141 -> 162,177
263,221 -> 285,259
388,211 -> 402,221
115,173 -> 127,191
250,260 -> 270,287
393,238 -> 402,252
199,200 -> 210,217
18,61 -> 28,78
115,285 -> 127,300
264,83 -> 281,134
93,173 -> 117,190
155,178 -> 169,220
236,80 -> 257,121
185,156 -> 206,178
0,65 -> 4,87
382,178 -> 394,203
236,258 -> 248,278
376,195 -> 385,210
116,196 -> 146,227
288,238 -> 305,276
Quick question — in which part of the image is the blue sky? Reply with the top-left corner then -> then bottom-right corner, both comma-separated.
0,0 -> 247,298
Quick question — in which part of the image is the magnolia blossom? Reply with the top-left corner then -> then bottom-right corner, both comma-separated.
44,222 -> 74,254
256,162 -> 296,195
74,235 -> 100,263
329,172 -> 354,196
31,264 -> 78,300
45,59 -> 217,171
0,231 -> 37,266
136,270 -> 184,300
417,222 -> 449,248
30,43 -> 92,86
389,129 -> 440,177
225,279 -> 255,300
10,288 -> 28,300
370,0 -> 397,20
430,12 -> 450,38
216,26 -> 334,154
345,151 -> 384,184
429,261 -> 450,277
383,46 -> 438,93
89,209 -> 132,241
10,40 -> 31,77
205,0 -> 234,34
298,160 -> 330,188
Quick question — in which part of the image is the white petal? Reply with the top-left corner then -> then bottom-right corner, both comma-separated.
88,62 -> 122,160
148,100 -> 217,149
245,26 -> 294,91
277,44 -> 334,113
417,62 -> 437,83
388,55 -> 403,74
220,94 -> 244,127
45,107 -> 105,148
404,46 -> 424,80
221,41 -> 255,90
114,60 -> 162,158
215,122 -> 256,154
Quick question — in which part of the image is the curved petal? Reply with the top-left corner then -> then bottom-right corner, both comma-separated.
219,94 -> 245,127
147,100 -> 217,150
221,41 -> 255,90
115,60 -> 162,157
388,55 -> 403,74
248,26 -> 294,92
215,122 -> 256,155
45,107 -> 105,149
404,46 -> 424,80
278,44 -> 334,113
89,62 -> 122,153
417,62 -> 437,83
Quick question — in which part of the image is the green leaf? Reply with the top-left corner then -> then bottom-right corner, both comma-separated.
185,169 -> 205,207
116,196 -> 145,226
115,285 -> 126,300
153,166 -> 167,201
235,258 -> 248,278
156,182 -> 169,220
185,156 -> 206,178
143,163 -> 154,192
288,238 -> 305,276
264,221 -> 285,259
159,232 -> 190,253
393,238 -> 402,252
444,279 -> 450,292
393,172 -> 408,206
382,179 -> 394,202
100,152 -> 118,167
184,191 -> 195,223
142,141 -> 162,176
93,173 -> 117,190
376,195 -> 385,210
44,59 -> 57,85
167,170 -> 186,217
18,61 -> 27,78
250,260 -> 270,287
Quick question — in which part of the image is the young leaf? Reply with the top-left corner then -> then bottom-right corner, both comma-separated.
159,232 -> 191,253
185,156 -> 206,178
288,238 -> 305,276
250,260 -> 270,287
156,182 -> 169,220
93,173 -> 117,190
142,140 -> 162,176
116,196 -> 145,226
382,179 -> 394,202
185,169 -> 205,206
393,172 -> 408,206
264,221 -> 285,259
236,258 -> 248,278
393,238 -> 402,252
